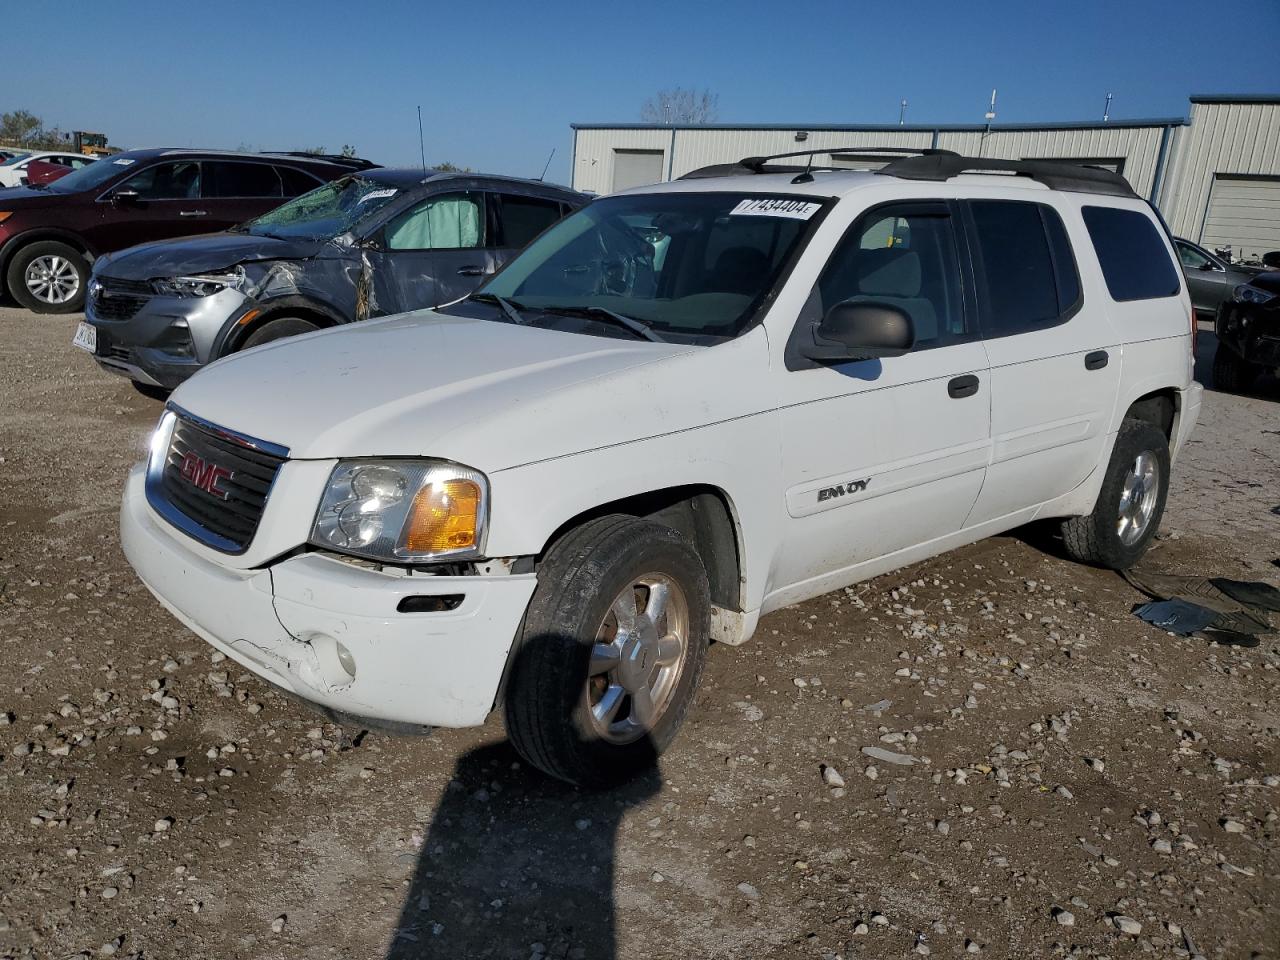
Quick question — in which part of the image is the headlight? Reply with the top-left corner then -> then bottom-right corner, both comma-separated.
1233,283 -> 1276,306
311,460 -> 488,562
152,267 -> 246,298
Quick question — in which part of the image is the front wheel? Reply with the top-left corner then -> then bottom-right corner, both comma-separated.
239,315 -> 319,350
504,516 -> 710,787
6,241 -> 89,313
1061,418 -> 1170,570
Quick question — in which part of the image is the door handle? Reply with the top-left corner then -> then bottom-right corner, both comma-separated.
1084,350 -> 1109,370
456,265 -> 486,277
179,210 -> 208,217
948,374 -> 980,399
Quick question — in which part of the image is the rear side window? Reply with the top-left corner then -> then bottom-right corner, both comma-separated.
204,161 -> 282,199
277,166 -> 322,197
968,200 -> 1080,337
497,195 -> 562,248
1082,206 -> 1181,301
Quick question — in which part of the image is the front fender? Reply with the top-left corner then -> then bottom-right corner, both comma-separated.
485,410 -> 781,619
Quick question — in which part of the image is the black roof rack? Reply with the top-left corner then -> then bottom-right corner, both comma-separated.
876,154 -> 1135,197
680,146 -> 956,181
680,146 -> 1136,197
265,151 -> 379,170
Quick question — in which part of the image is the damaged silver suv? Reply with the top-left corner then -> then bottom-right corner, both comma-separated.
77,169 -> 585,390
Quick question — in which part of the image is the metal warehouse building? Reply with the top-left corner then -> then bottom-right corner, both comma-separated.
571,94 -> 1280,261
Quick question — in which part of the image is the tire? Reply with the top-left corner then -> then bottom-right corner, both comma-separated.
504,515 -> 711,787
1061,418 -> 1170,570
6,240 -> 89,313
1212,343 -> 1255,394
239,316 -> 319,350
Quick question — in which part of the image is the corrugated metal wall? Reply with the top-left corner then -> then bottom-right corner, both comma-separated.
572,124 -> 1170,197
1157,100 -> 1280,242
573,102 -> 1280,256
933,126 -> 1166,198
573,128 -> 673,195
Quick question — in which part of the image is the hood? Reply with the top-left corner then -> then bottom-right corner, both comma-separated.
0,184 -> 65,208
169,311 -> 722,467
1248,270 -> 1280,295
97,232 -> 327,280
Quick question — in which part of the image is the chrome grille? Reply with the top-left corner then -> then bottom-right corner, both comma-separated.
148,410 -> 288,553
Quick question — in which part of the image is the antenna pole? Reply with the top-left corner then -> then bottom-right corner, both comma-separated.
1103,92 -> 1113,123
538,147 -> 555,181
417,105 -> 428,179
899,99 -> 908,126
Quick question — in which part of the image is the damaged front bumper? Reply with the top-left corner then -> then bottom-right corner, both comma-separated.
119,465 -> 537,728
87,286 -> 249,389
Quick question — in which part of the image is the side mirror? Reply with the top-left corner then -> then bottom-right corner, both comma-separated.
801,300 -> 915,362
1199,261 -> 1216,271
111,188 -> 140,203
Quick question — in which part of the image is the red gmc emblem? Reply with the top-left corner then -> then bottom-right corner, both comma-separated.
180,451 -> 234,499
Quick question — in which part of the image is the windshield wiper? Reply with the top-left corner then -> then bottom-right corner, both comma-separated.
536,305 -> 665,342
469,292 -> 531,326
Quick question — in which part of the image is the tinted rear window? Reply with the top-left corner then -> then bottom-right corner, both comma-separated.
969,200 -> 1061,336
1082,206 -> 1180,301
205,161 -> 282,198
499,195 -> 563,248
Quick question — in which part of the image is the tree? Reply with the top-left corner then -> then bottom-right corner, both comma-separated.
0,109 -> 44,146
340,144 -> 357,158
432,162 -> 472,172
640,87 -> 719,125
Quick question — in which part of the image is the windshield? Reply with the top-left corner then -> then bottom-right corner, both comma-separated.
237,176 -> 401,240
475,192 -> 824,341
46,155 -> 135,193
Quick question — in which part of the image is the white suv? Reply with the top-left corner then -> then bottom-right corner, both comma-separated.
120,150 -> 1201,785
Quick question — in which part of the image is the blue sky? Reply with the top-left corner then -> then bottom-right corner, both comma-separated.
7,0 -> 1278,184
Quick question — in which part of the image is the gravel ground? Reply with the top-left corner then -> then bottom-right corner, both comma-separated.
0,307 -> 1277,960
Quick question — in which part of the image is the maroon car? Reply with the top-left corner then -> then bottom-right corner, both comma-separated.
0,148 -> 375,313
23,156 -> 87,186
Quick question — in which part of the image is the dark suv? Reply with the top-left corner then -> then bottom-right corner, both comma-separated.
79,169 -> 585,389
0,148 -> 374,313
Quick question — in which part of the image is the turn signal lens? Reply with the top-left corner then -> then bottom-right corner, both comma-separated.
0,212 -> 12,224
402,479 -> 482,553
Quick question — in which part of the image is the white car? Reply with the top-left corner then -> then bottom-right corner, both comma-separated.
118,150 -> 1201,786
0,150 -> 94,187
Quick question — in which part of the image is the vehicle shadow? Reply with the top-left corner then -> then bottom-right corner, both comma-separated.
385,740 -> 660,960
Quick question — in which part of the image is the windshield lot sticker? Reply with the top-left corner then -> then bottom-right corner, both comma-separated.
730,198 -> 821,220
112,158 -> 136,166
358,188 -> 397,204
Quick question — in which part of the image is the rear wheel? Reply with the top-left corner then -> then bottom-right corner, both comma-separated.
1212,343 -> 1256,394
6,241 -> 89,313
1061,418 -> 1170,570
239,316 -> 319,350
504,516 -> 710,787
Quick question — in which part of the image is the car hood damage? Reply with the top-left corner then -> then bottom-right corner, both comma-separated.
96,232 -> 329,280
167,311 -> 757,470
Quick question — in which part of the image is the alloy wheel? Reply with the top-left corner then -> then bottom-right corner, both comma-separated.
24,255 -> 80,305
1116,450 -> 1161,546
586,574 -> 690,745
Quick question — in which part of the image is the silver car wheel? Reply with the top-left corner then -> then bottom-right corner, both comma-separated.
586,573 -> 690,745
1116,450 -> 1160,546
25,254 -> 81,305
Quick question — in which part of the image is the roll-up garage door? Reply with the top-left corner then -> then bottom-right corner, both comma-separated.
1200,176 -> 1280,262
611,149 -> 665,192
